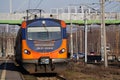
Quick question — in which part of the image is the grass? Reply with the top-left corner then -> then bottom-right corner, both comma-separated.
0,19 -> 120,25
62,62 -> 120,80
64,70 -> 99,80
0,20 -> 22,25
65,20 -> 120,25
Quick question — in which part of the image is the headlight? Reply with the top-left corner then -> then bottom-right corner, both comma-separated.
24,49 -> 31,55
59,48 -> 66,54
42,20 -> 46,25
61,48 -> 65,52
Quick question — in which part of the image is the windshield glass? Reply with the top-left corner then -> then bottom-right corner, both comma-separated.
27,27 -> 61,40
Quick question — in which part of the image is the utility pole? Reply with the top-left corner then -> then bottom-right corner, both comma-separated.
100,0 -> 104,62
116,31 -> 119,57
69,5 -> 74,59
76,27 -> 79,60
80,30 -> 83,52
70,19 -> 73,59
100,0 -> 108,67
84,10 -> 88,63
10,0 -> 12,13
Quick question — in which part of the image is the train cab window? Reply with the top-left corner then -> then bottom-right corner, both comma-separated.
27,27 -> 61,41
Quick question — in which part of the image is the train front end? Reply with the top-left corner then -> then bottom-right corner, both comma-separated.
21,18 -> 68,73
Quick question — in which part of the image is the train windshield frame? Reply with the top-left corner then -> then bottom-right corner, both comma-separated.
27,27 -> 61,41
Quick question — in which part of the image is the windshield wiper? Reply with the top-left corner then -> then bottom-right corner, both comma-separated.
43,26 -> 49,39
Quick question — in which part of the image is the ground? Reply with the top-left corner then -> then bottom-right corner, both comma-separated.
61,61 -> 120,80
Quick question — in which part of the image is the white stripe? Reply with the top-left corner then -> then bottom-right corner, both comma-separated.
28,27 -> 60,32
1,59 -> 8,80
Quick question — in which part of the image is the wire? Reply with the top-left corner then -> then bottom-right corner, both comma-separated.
32,0 -> 38,9
15,0 -> 29,12
105,1 -> 120,12
35,0 -> 44,9
28,0 -> 31,9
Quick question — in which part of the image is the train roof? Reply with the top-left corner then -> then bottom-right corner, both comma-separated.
23,18 -> 66,27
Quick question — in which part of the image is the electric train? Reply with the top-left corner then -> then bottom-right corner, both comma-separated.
14,17 -> 68,73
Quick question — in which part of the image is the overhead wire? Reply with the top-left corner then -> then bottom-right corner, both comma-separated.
15,0 -> 29,12
28,0 -> 31,9
32,0 -> 39,9
15,0 -> 44,13
105,1 -> 120,12
35,0 -> 44,9
111,3 -> 120,12
25,0 -> 45,19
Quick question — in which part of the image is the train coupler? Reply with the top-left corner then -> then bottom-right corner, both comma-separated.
39,57 -> 50,65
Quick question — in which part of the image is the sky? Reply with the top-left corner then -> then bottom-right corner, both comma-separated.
0,0 -> 99,13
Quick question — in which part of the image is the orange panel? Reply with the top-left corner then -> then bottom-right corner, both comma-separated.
22,40 -> 34,59
57,39 -> 67,58
21,21 -> 27,28
22,39 -> 67,59
61,21 -> 66,28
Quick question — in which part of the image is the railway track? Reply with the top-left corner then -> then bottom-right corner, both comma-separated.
16,62 -> 66,80
23,73 -> 66,80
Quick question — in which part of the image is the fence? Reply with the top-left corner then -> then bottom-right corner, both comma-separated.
0,12 -> 120,21
0,24 -> 19,57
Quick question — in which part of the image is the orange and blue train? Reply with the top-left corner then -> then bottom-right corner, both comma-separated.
14,18 -> 68,73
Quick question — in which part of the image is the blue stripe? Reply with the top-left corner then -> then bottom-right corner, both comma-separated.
22,28 -> 26,39
62,28 -> 67,38
27,40 -> 62,52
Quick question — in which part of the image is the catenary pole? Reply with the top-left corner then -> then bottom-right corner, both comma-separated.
84,10 -> 88,63
101,0 -> 108,67
10,0 -> 12,13
69,5 -> 74,59
70,19 -> 73,59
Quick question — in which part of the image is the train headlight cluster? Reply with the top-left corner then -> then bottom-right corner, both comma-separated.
59,48 -> 65,54
24,49 -> 31,55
